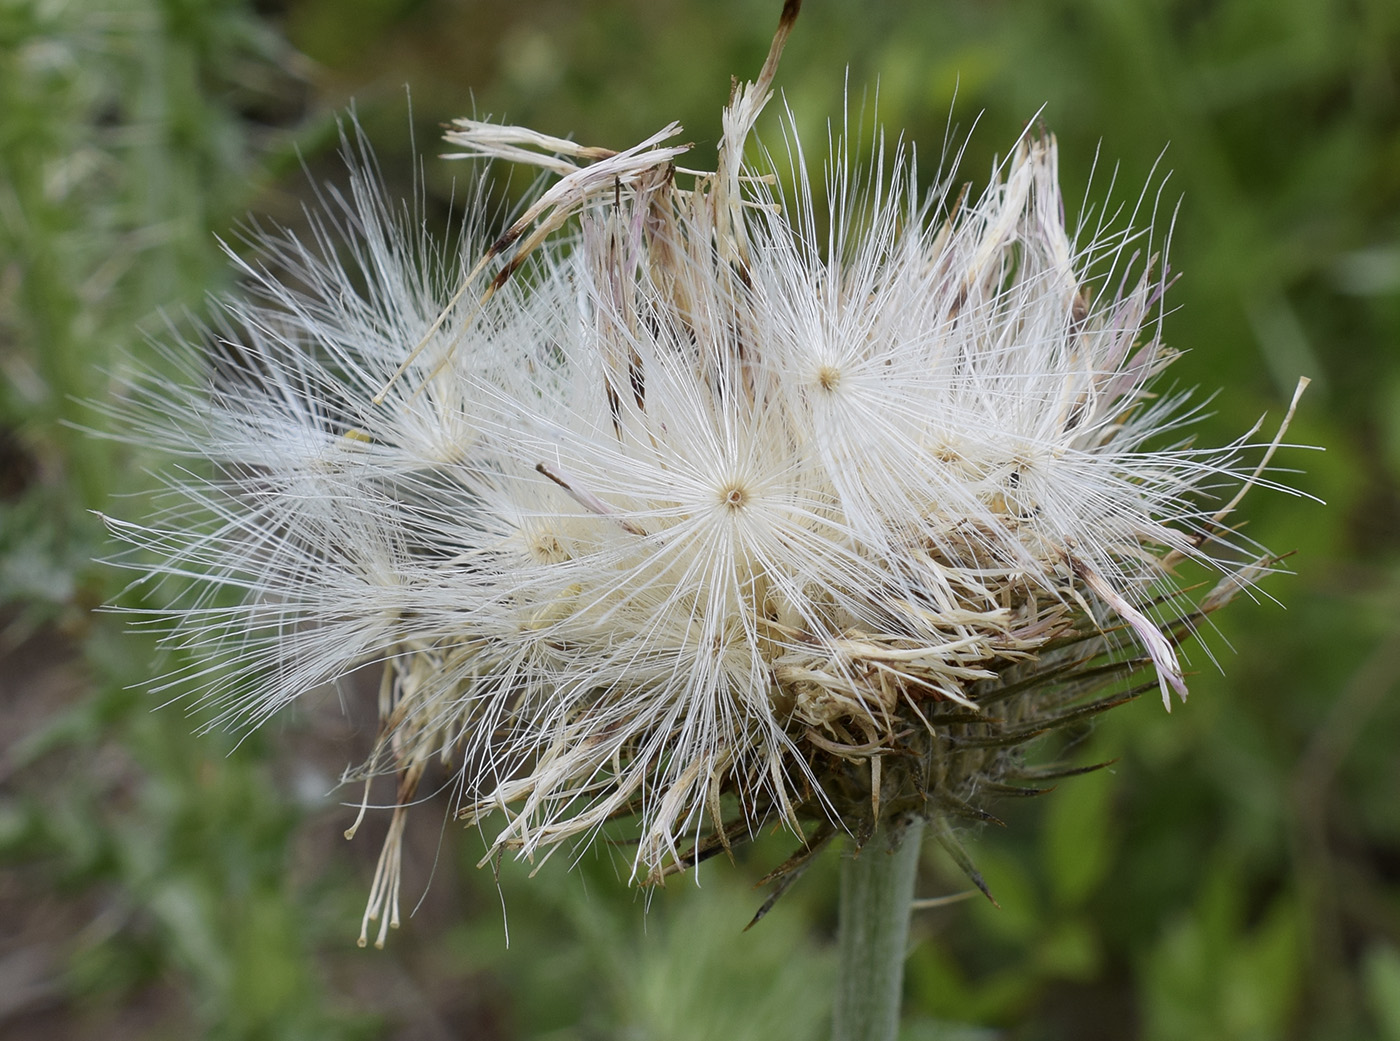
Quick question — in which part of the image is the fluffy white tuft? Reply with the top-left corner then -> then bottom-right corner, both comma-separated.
105,38 -> 1305,946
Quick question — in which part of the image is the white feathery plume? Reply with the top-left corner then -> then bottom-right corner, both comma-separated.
104,1 -> 1308,945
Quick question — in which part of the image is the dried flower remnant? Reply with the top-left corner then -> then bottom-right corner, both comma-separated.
106,1 -> 1306,947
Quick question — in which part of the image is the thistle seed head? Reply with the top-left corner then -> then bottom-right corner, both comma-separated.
104,5 -> 1306,947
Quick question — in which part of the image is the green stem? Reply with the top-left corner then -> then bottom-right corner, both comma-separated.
832,818 -> 925,1041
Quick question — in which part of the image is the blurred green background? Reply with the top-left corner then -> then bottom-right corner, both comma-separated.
2,0 -> 1397,1038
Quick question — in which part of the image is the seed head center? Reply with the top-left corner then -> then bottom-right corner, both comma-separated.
722,484 -> 749,510
816,364 -> 841,391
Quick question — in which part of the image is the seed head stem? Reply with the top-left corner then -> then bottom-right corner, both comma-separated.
832,817 -> 925,1041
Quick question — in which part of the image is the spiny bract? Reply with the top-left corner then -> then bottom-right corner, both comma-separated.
106,6 -> 1300,947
